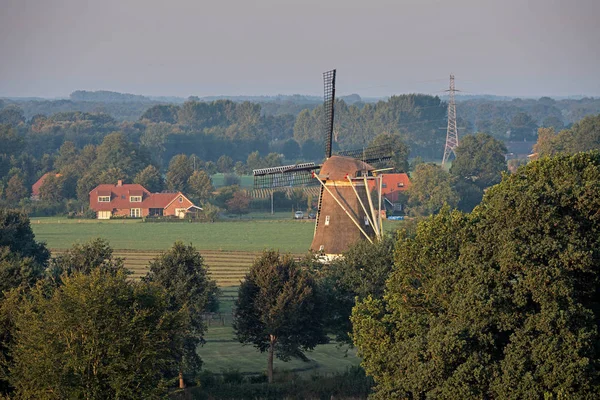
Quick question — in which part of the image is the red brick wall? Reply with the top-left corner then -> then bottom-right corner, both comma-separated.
164,195 -> 193,216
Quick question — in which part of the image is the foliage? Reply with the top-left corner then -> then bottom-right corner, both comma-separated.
233,250 -> 328,383
320,236 -> 396,343
167,154 -> 193,192
8,269 -> 187,399
0,209 -> 49,267
47,238 -> 125,282
352,151 -> 600,399
145,242 -> 219,383
450,133 -> 507,190
368,133 -> 410,172
407,163 -> 458,216
188,170 -> 214,204
225,191 -> 251,216
134,164 -> 164,193
4,175 -> 28,203
534,114 -> 600,157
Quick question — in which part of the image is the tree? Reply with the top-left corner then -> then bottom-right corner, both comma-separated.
5,174 -> 28,203
449,133 -> 507,190
47,238 -> 124,283
281,139 -> 301,160
352,151 -> 600,399
0,209 -> 49,268
140,104 -> 179,124
509,112 -> 538,141
134,165 -> 164,193
187,170 -> 214,204
9,269 -> 187,399
407,163 -> 458,216
233,250 -> 327,383
533,114 -> 600,158
368,133 -> 410,172
145,242 -> 219,387
320,236 -> 395,343
246,151 -> 264,171
216,155 -> 234,173
39,174 -> 63,202
225,190 -> 251,216
166,154 -> 193,192
93,132 -> 149,179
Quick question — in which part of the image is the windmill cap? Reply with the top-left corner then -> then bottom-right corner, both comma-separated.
320,156 -> 375,180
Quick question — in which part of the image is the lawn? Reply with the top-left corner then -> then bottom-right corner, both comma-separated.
31,215 -> 405,252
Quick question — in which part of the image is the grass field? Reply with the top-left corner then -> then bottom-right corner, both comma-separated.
32,217 -> 316,253
31,215 -> 405,253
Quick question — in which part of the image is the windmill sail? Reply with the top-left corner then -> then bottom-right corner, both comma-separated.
323,69 -> 336,159
336,145 -> 394,166
253,162 -> 319,189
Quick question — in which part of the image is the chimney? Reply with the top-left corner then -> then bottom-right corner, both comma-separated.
117,180 -> 123,187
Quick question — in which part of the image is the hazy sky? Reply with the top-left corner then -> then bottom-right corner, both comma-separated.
1,0 -> 599,98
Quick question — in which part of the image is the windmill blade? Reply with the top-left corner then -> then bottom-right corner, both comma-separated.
323,69 -> 336,158
336,145 -> 393,165
253,163 -> 321,189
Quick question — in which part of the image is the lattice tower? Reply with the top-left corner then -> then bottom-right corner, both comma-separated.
442,74 -> 459,167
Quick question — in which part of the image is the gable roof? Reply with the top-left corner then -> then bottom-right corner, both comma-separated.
89,183 -> 152,211
367,173 -> 411,203
32,172 -> 61,197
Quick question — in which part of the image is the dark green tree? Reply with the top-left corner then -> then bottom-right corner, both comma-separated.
9,269 -> 187,399
449,133 -> 507,190
38,174 -> 63,202
144,242 -> 219,388
509,112 -> 538,141
320,236 -> 395,343
233,250 -> 328,383
352,151 -> 600,399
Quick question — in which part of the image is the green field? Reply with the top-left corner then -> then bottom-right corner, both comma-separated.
32,217 -> 316,253
31,215 -> 404,253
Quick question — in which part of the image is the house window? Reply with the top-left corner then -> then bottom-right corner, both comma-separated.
397,182 -> 404,187
325,215 -> 330,226
364,216 -> 369,226
130,208 -> 141,218
149,208 -> 163,217
98,196 -> 110,202
179,196 -> 183,203
382,183 -> 387,188
319,245 -> 325,251
130,196 -> 142,202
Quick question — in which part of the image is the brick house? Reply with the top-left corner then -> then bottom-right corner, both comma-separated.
31,172 -> 61,200
367,173 -> 411,212
89,180 -> 197,219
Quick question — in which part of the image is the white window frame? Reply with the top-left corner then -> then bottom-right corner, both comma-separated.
130,208 -> 141,218
98,196 -> 110,202
129,196 -> 142,202
325,215 -> 330,226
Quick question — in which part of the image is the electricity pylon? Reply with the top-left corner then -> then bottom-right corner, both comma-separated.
442,74 -> 459,167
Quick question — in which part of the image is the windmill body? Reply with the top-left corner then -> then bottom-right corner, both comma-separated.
253,70 -> 393,258
310,156 -> 377,256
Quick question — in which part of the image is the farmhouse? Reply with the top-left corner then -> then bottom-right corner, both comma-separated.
89,180 -> 197,219
31,172 -> 61,200
367,173 -> 411,212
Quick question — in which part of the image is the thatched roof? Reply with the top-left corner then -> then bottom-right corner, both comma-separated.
319,156 -> 375,180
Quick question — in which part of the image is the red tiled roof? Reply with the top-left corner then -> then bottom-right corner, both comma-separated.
89,183 -> 152,211
32,172 -> 61,197
367,173 -> 411,203
141,193 -> 180,208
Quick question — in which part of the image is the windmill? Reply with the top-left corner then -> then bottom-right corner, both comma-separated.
253,70 -> 394,258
